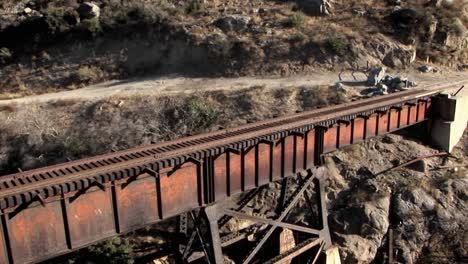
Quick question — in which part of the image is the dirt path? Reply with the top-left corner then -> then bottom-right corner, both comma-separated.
0,70 -> 466,105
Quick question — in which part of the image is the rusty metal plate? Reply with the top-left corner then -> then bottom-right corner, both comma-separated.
377,112 -> 389,135
160,162 -> 200,219
352,118 -> 365,143
417,101 -> 427,121
389,109 -> 399,131
67,186 -> 116,248
213,153 -> 228,201
272,140 -> 283,181
7,200 -> 67,264
409,105 -> 417,124
243,147 -> 256,191
257,143 -> 271,186
323,126 -> 337,153
295,136 -> 305,173
338,123 -> 352,148
229,152 -> 242,196
0,220 -> 8,264
116,174 -> 159,232
305,129 -> 315,168
283,136 -> 295,177
366,114 -> 378,139
400,106 -> 409,127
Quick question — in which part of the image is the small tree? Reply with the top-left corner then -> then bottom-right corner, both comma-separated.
69,238 -> 134,264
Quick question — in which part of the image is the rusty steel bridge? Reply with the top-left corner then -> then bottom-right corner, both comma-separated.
0,81 -> 464,264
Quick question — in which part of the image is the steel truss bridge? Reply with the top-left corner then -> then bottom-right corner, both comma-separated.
0,81 -> 464,264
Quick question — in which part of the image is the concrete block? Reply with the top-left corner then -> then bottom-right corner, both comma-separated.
279,228 -> 295,264
325,246 -> 341,264
433,94 -> 457,121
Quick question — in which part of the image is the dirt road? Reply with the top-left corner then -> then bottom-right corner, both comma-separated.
0,70 -> 466,105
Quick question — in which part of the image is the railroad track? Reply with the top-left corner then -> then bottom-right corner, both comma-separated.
0,80 -> 464,211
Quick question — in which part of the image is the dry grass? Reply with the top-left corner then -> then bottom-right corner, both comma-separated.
0,84 -> 347,175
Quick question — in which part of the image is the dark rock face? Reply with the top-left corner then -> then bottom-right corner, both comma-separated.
77,2 -> 100,20
298,0 -> 331,16
214,15 -> 251,32
390,8 -> 422,29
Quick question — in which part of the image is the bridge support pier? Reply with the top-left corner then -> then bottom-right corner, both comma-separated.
430,91 -> 468,152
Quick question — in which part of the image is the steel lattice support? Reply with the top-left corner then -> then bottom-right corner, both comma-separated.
177,167 -> 331,264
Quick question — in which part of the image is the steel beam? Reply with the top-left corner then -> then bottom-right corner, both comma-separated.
223,209 -> 322,236
263,238 -> 323,264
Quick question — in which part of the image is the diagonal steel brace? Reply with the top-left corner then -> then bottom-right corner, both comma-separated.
242,168 -> 323,264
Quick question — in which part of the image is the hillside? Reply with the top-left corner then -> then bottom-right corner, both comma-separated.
0,0 -> 467,98
0,1 -> 467,264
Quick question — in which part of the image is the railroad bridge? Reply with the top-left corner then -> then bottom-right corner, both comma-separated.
0,82 -> 466,264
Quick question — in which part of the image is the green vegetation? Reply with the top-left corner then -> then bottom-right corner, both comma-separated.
325,38 -> 348,56
73,66 -> 100,83
185,0 -> 205,14
44,8 -> 71,34
68,238 -> 134,264
289,12 -> 306,28
79,17 -> 101,35
0,47 -> 12,64
184,97 -> 220,133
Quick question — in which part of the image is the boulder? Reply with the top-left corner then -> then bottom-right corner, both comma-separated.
214,15 -> 251,32
299,0 -> 331,16
337,234 -> 380,263
418,64 -> 433,73
390,8 -> 421,29
367,67 -> 386,86
24,7 -> 33,14
430,0 -> 454,7
77,2 -> 100,19
334,82 -> 346,92
376,83 -> 388,94
387,0 -> 401,5
407,188 -> 435,211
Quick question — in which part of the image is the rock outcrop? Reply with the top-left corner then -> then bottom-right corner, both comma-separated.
77,2 -> 100,19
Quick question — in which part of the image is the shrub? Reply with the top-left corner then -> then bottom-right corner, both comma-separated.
79,17 -> 101,35
0,47 -> 12,64
289,12 -> 306,29
185,0 -> 205,14
44,7 -> 71,34
161,96 -> 220,137
69,238 -> 134,264
185,97 -> 220,133
325,38 -> 348,56
127,5 -> 167,24
63,136 -> 87,158
73,66 -> 99,83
